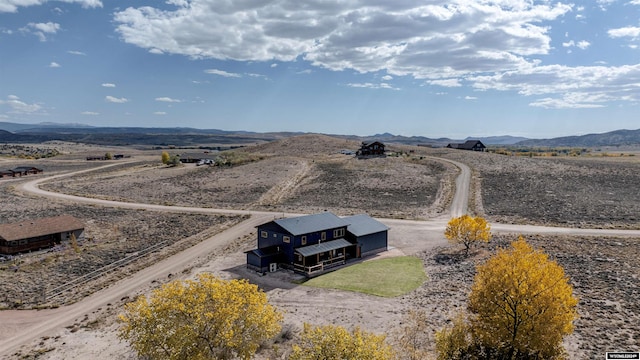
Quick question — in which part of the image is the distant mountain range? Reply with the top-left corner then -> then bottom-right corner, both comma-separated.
0,121 -> 638,147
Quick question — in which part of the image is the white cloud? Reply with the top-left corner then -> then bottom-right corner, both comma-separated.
609,26 -> 640,38
155,97 -> 181,103
0,0 -> 102,13
0,95 -> 42,113
154,111 -> 167,115
381,75 -> 393,81
529,97 -> 605,109
429,79 -> 462,87
49,62 -> 60,68
204,69 -> 241,78
30,21 -> 60,33
108,1 -> 640,109
576,40 -> 591,49
101,83 -> 116,87
23,21 -> 60,41
347,82 -> 399,90
470,64 -> 640,109
270,63 -> 278,68
68,50 -> 86,56
105,95 -> 128,103
81,111 -> 99,115
563,40 -> 590,50
464,96 -> 478,100
114,1 -> 572,80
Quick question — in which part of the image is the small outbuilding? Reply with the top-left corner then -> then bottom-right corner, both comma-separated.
0,215 -> 85,255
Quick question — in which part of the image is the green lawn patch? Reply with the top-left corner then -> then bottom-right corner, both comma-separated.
302,256 -> 427,297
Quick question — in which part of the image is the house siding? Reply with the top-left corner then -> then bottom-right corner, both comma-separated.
356,232 -> 388,255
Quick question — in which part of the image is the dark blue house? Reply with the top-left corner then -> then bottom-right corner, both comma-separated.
246,212 -> 388,276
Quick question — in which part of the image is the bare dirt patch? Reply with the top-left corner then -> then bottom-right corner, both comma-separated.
436,150 -> 640,229
42,137 -> 456,219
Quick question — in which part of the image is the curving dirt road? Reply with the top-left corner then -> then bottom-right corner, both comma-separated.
1,160 -> 639,357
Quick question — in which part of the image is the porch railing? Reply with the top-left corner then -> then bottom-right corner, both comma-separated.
294,255 -> 346,276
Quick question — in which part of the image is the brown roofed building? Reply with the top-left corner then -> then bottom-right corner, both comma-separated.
0,215 -> 85,255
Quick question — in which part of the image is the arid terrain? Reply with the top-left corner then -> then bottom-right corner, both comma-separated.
1,135 -> 639,359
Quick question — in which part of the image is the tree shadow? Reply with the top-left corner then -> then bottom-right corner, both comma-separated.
224,264 -> 305,292
434,251 -> 469,265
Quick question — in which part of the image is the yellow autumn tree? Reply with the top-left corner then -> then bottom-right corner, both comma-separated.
444,214 -> 492,256
436,237 -> 578,359
290,323 -> 395,360
118,273 -> 283,360
469,237 -> 578,358
161,151 -> 170,165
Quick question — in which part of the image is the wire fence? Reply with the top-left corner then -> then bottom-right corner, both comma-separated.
46,240 -> 168,301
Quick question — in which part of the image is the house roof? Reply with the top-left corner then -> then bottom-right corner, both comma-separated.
0,215 -> 84,242
295,238 -> 352,257
447,140 -> 485,150
13,166 -> 42,172
344,214 -> 388,237
246,246 -> 281,258
273,212 -> 349,236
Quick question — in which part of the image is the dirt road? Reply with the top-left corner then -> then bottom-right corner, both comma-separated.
1,160 -> 639,357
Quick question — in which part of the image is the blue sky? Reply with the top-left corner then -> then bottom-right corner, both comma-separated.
1,0 -> 639,138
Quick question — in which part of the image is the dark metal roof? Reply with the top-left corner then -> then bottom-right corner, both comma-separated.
295,238 -> 352,257
246,246 -> 281,258
0,215 -> 84,242
274,212 -> 349,236
344,214 -> 388,237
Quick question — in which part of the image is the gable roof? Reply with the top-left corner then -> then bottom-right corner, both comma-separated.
361,141 -> 384,147
460,140 -> 485,149
344,214 -> 388,236
273,212 -> 349,236
0,215 -> 84,242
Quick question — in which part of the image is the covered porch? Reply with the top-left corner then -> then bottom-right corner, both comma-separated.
293,238 -> 353,277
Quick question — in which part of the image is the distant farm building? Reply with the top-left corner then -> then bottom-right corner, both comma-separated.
178,152 -> 216,164
0,167 -> 43,178
446,140 -> 486,152
0,215 -> 85,255
246,212 -> 388,277
356,141 -> 385,156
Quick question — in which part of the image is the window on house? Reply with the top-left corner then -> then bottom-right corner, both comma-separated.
334,228 -> 345,238
321,232 -> 326,241
301,236 -> 307,245
261,231 -> 268,238
283,236 -> 290,243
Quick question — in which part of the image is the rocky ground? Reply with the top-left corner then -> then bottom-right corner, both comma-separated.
2,136 -> 640,359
